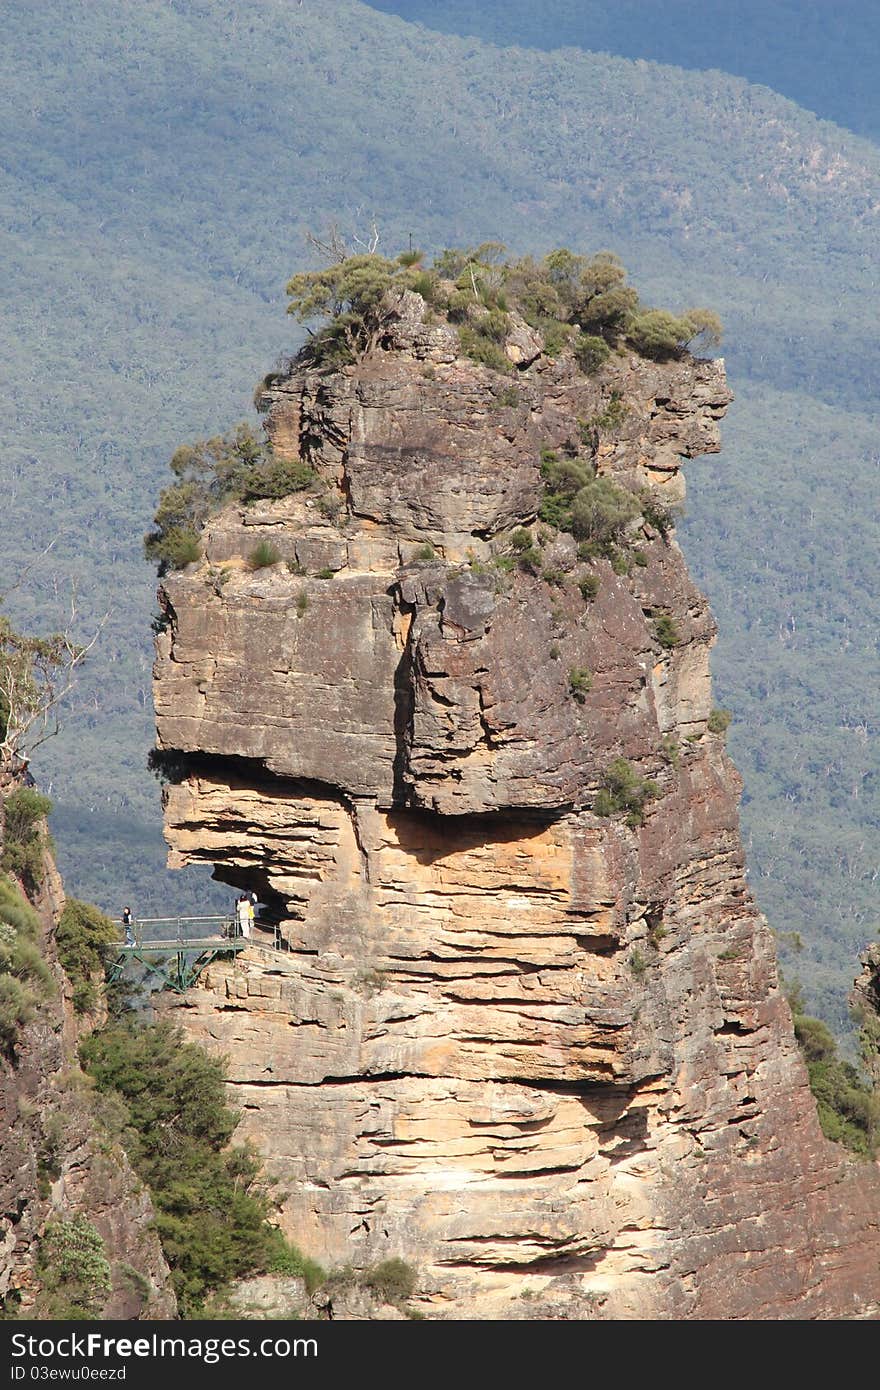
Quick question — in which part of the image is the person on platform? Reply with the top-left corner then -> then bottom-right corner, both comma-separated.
243,896 -> 255,939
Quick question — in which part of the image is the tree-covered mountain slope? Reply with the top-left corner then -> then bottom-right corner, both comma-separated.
369,0 -> 880,142
2,0 -> 879,1023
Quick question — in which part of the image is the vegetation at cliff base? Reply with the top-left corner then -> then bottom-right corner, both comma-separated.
0,872 -> 55,1055
80,1019 -> 315,1315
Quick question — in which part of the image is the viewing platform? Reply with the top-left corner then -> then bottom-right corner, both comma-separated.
107,915 -> 282,993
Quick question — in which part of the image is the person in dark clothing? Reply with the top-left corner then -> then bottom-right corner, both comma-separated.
122,906 -> 134,946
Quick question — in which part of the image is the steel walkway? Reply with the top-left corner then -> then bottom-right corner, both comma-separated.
107,915 -> 253,993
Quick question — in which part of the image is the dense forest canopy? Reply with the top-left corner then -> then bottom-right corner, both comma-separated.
2,0 -> 880,1027
369,0 -> 880,141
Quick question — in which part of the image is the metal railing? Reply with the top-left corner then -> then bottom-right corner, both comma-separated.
113,915 -> 284,950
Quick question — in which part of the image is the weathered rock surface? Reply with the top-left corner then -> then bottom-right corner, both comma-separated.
154,298 -> 880,1319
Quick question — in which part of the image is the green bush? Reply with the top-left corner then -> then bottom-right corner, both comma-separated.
792,1008 -> 879,1157
542,566 -> 566,588
517,546 -> 542,574
286,252 -> 420,363
638,489 -> 680,540
707,707 -> 732,734
626,309 -> 696,360
0,974 -> 38,1056
56,899 -> 119,1012
239,457 -> 315,502
628,948 -> 648,980
578,574 -> 600,601
569,667 -> 592,703
593,757 -> 660,828
411,270 -> 438,302
363,1258 -> 418,1306
570,477 -> 641,549
457,324 -> 511,373
264,1231 -> 326,1294
146,527 -> 202,573
573,333 -> 611,375
510,528 -> 534,553
248,541 -> 281,570
583,392 -> 630,435
145,425 -> 314,574
653,614 -> 680,649
2,787 -> 52,894
37,1215 -> 111,1318
539,450 -> 594,531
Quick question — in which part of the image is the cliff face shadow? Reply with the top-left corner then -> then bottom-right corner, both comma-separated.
390,591 -> 415,806
383,805 -> 564,868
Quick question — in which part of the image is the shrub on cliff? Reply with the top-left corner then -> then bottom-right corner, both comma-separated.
145,424 -> 317,573
707,707 -> 732,735
570,476 -> 642,550
652,613 -> 681,649
593,757 -> 660,828
283,242 -> 721,379
286,252 -> 419,365
248,540 -> 281,570
0,872 -> 55,1054
36,1214 -> 111,1318
791,1006 -> 879,1157
2,786 -> 52,893
363,1257 -> 417,1305
626,308 -> 721,360
56,898 -> 118,1013
573,333 -> 612,374
569,667 -> 592,703
81,1019 -> 290,1314
443,246 -> 722,363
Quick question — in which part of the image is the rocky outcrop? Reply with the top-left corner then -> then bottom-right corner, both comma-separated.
0,833 -> 175,1319
154,297 -> 880,1319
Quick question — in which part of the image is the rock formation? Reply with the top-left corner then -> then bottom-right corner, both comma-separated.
153,293 -> 880,1319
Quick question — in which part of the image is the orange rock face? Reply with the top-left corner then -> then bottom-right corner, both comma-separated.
154,296 -> 880,1318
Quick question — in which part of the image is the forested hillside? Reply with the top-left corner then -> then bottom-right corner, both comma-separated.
371,0 -> 880,141
3,0 -> 880,1025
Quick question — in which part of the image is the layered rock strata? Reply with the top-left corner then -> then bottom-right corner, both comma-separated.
154,297 -> 880,1319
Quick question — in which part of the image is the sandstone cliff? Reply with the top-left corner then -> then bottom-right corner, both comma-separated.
0,810 -> 175,1318
153,294 -> 880,1319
